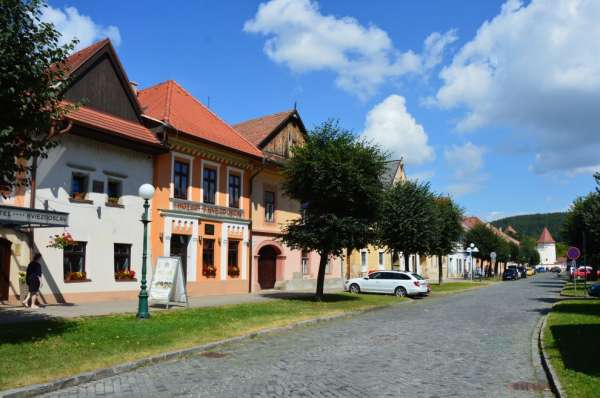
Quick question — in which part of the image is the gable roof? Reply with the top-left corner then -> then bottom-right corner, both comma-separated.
462,216 -> 520,245
233,110 -> 295,147
138,80 -> 262,158
381,159 -> 404,186
537,227 -> 556,244
58,39 -> 143,118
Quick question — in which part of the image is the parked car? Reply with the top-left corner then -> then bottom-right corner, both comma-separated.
517,266 -> 528,279
345,271 -> 430,297
550,266 -> 562,273
502,268 -> 519,281
507,265 -> 520,279
571,266 -> 594,280
536,266 -> 546,273
588,284 -> 600,298
526,267 -> 535,276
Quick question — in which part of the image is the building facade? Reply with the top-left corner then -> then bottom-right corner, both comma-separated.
234,110 -> 343,291
536,227 -> 556,265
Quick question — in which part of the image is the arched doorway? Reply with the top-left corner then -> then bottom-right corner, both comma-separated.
258,245 -> 279,290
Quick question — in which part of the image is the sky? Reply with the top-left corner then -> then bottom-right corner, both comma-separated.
42,0 -> 600,220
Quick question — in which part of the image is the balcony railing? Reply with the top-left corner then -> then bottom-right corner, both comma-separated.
170,198 -> 244,219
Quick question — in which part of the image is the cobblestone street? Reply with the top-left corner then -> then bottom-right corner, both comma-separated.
42,274 -> 563,398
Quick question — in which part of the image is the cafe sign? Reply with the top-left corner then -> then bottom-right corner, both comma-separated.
0,204 -> 69,228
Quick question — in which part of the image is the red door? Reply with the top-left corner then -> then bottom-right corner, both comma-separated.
0,239 -> 11,301
258,246 -> 277,289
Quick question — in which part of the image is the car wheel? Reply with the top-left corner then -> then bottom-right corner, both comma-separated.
349,284 -> 360,294
394,286 -> 407,297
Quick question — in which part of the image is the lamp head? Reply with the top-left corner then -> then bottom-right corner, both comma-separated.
470,243 -> 475,248
138,183 -> 155,200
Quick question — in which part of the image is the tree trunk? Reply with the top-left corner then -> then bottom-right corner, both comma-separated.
315,252 -> 329,301
404,253 -> 410,272
438,255 -> 443,285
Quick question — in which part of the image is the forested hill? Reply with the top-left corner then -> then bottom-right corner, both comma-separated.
491,212 -> 567,241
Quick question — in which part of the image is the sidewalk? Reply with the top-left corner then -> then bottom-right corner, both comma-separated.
0,289 -> 342,325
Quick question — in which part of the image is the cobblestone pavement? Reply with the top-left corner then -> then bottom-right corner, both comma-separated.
42,274 -> 564,398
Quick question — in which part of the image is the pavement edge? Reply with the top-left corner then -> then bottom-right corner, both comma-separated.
0,301 -> 410,398
536,313 -> 566,398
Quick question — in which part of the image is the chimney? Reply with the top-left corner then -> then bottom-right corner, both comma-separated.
129,81 -> 139,96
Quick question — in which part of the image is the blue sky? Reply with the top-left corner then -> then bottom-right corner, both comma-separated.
43,0 -> 600,220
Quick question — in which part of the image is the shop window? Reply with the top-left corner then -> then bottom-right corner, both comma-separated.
114,244 -> 133,280
301,250 -> 309,275
107,179 -> 122,206
64,241 -> 87,281
379,252 -> 384,267
228,240 -> 240,277
173,160 -> 189,199
203,168 -> 217,204
202,239 -> 216,278
228,174 -> 241,208
204,224 -> 215,235
264,190 -> 275,222
70,173 -> 89,200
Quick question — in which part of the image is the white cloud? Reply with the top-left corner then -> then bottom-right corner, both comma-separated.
41,5 -> 121,50
244,0 -> 456,97
443,142 -> 487,196
360,95 -> 435,165
435,0 -> 600,174
408,170 -> 435,182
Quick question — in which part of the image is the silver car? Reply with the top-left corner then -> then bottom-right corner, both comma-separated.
345,271 -> 430,297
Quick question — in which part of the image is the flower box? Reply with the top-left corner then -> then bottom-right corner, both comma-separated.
47,232 -> 75,249
115,270 -> 136,281
203,266 -> 217,278
65,271 -> 87,282
228,266 -> 240,277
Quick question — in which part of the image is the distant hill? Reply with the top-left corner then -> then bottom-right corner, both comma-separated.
491,212 -> 567,242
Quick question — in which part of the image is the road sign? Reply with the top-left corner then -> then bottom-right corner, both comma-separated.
490,251 -> 497,261
567,246 -> 581,260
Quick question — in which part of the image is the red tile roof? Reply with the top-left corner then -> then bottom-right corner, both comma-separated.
233,110 -> 295,147
138,81 -> 262,158
462,216 -> 520,245
63,102 -> 162,147
56,39 -> 109,76
537,227 -> 556,244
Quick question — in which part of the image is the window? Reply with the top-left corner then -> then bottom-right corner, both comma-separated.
204,224 -> 215,235
203,168 -> 217,204
114,244 -> 132,279
64,241 -> 87,280
173,160 -> 189,199
369,272 -> 382,279
301,250 -> 309,274
228,240 -> 239,276
71,173 -> 88,199
325,260 -> 330,274
264,191 -> 275,222
383,272 -> 397,279
228,174 -> 241,208
92,180 -> 104,193
107,180 -> 122,206
398,273 -> 412,280
360,251 -> 367,269
378,252 -> 384,266
202,239 -> 215,278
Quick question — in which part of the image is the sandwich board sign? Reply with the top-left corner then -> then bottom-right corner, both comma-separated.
149,256 -> 188,308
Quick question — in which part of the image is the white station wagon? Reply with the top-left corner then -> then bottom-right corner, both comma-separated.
345,271 -> 430,297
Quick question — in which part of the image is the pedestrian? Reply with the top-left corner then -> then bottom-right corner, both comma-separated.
22,253 -> 43,309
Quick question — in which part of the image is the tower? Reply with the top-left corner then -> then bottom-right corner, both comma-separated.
536,227 -> 556,265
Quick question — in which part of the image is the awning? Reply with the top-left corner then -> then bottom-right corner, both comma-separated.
0,204 -> 69,228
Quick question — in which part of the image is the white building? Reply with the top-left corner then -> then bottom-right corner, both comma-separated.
536,227 -> 557,265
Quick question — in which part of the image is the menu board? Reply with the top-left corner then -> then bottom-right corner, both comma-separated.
149,256 -> 188,308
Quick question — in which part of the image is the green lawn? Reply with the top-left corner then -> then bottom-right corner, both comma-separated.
430,281 -> 492,294
561,281 -> 593,297
0,293 -> 402,390
543,300 -> 600,398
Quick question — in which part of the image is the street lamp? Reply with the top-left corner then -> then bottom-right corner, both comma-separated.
466,243 -> 479,281
137,183 -> 155,319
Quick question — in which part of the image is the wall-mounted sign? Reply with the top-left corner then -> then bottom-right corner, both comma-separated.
0,205 -> 68,228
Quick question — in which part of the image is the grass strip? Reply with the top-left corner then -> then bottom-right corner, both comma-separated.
543,299 -> 600,398
561,281 -> 593,297
0,293 -> 402,390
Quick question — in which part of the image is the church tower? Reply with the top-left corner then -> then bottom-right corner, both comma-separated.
536,227 -> 556,265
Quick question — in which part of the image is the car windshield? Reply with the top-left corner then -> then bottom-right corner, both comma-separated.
411,273 -> 424,280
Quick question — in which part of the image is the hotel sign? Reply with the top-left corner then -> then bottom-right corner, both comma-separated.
0,205 -> 69,227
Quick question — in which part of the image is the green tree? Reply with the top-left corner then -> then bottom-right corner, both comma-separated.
1,0 -> 77,192
281,121 -> 387,299
378,180 -> 436,273
430,196 -> 463,284
509,242 -> 520,263
518,237 -> 540,266
464,224 -> 500,275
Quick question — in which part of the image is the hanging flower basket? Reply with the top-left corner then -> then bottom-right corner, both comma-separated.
115,270 -> 136,280
47,232 -> 75,249
228,266 -> 240,277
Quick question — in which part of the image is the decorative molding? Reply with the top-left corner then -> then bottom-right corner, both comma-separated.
102,170 -> 128,179
66,162 -> 96,172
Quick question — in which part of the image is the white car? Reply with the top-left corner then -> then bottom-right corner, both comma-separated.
344,271 -> 430,297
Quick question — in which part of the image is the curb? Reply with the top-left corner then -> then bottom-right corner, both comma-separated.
537,314 -> 566,398
0,301 -> 406,398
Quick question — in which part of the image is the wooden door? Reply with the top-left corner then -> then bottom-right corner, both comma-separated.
258,246 -> 277,290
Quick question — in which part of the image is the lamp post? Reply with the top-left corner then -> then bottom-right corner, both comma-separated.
137,183 -> 155,320
466,243 -> 479,281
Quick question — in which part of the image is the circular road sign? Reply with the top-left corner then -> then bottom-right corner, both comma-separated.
567,246 -> 581,260
490,251 -> 497,261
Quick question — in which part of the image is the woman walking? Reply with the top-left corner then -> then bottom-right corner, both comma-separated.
22,253 -> 43,308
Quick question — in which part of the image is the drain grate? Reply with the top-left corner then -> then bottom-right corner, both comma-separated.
200,351 -> 228,358
509,381 -> 549,391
